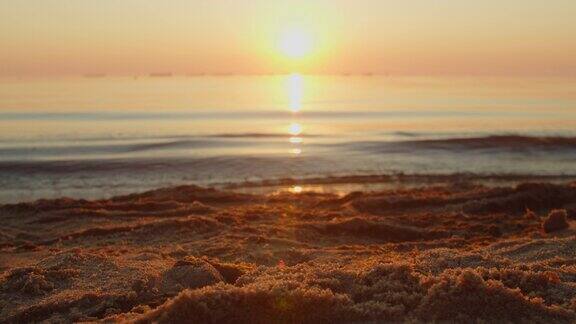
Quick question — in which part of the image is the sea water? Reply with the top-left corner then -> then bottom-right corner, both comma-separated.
1,75 -> 575,202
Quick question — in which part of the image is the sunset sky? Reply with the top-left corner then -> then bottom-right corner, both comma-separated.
1,0 -> 575,76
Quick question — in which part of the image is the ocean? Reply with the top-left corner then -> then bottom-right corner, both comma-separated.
1,75 -> 575,202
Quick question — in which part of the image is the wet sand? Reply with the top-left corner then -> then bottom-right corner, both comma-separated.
1,181 -> 576,323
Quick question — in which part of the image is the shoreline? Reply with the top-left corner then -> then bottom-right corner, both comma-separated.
3,172 -> 576,204
220,172 -> 576,191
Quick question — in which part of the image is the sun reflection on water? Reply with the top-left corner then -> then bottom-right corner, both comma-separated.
289,185 -> 303,193
289,136 -> 303,144
288,122 -> 303,155
289,148 -> 302,155
289,122 -> 302,135
286,74 -> 304,156
287,73 -> 303,113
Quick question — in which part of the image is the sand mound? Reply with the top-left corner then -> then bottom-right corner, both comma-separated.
112,185 -> 256,205
417,270 -> 572,322
159,258 -> 224,295
310,217 -> 447,242
0,267 -> 78,295
542,209 -> 570,233
2,182 -> 576,322
463,183 -> 576,215
133,263 -> 574,323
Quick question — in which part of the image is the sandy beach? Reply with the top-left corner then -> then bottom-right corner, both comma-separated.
2,180 -> 576,322
3,0 -> 576,322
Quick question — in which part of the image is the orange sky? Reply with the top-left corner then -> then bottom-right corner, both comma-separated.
1,0 -> 575,76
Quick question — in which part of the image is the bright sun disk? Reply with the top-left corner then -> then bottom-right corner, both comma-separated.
278,27 -> 313,59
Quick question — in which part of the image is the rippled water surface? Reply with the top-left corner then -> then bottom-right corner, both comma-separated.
1,75 -> 575,202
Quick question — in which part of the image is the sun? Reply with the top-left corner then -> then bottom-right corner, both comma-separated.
277,27 -> 314,59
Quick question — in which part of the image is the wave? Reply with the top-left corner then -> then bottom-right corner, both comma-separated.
349,135 -> 576,153
209,133 -> 319,138
0,132 -> 322,147
409,135 -> 576,148
0,155 -> 310,174
123,139 -> 245,153
0,140 -> 212,157
0,136 -> 287,159
2,134 -> 575,170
